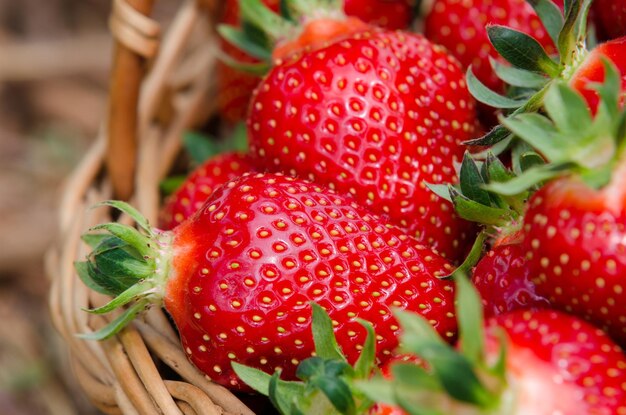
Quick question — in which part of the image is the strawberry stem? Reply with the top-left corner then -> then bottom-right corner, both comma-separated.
76,201 -> 174,340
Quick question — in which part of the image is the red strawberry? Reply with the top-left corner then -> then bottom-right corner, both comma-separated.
344,0 -> 414,31
363,276 -> 626,414
569,36 -> 626,113
483,310 -> 626,414
248,28 -> 480,261
472,243 -> 549,318
159,151 -> 254,230
77,173 -> 457,391
492,63 -> 626,345
594,0 -> 626,40
216,0 -> 414,123
424,0 -> 563,94
523,174 -> 626,345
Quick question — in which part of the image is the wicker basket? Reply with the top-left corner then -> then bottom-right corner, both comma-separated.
47,0 -> 256,413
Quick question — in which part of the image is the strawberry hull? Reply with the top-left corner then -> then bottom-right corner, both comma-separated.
248,30 -> 480,261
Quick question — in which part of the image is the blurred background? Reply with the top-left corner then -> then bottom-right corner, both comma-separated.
3,1 -> 123,413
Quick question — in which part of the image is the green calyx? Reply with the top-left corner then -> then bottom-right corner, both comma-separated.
427,150 -> 532,276
466,0 -> 595,148
218,0 -> 348,72
233,303 -> 377,415
486,58 -> 625,195
356,274 -> 510,415
75,200 -> 172,340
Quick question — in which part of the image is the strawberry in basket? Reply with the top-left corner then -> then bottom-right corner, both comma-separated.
360,276 -> 626,415
423,0 -> 563,95
217,0 -> 415,123
226,0 -> 482,262
159,151 -> 255,229
77,173 -> 458,390
483,61 -> 626,347
459,0 -> 626,150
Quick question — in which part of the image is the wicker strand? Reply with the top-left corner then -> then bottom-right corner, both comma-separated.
104,337 -> 162,414
107,0 -> 157,200
136,322 -> 255,415
110,0 -> 160,57
165,381 -> 225,415
120,329 -> 185,415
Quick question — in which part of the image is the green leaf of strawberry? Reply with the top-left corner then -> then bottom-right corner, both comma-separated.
487,24 -> 560,76
234,301 -> 377,415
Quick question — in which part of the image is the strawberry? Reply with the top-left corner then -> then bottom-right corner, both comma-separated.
594,0 -> 626,40
487,62 -> 626,345
216,0 -> 415,123
246,20 -> 480,260
569,36 -> 626,114
464,1 -> 626,147
361,275 -> 626,414
77,173 -> 458,391
159,151 -> 254,229
523,174 -> 626,345
472,243 -> 549,318
483,310 -> 626,414
424,0 -> 563,94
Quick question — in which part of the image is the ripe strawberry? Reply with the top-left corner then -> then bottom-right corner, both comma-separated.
472,243 -> 549,318
248,28 -> 480,261
523,175 -> 626,345
362,276 -> 626,414
424,0 -> 563,93
594,0 -> 626,40
159,151 -> 254,229
216,0 -> 415,123
461,1 -> 626,148
569,36 -> 626,113
491,62 -> 626,345
483,310 -> 626,414
77,173 -> 457,391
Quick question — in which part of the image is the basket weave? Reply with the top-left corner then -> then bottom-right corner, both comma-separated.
47,0 -> 255,413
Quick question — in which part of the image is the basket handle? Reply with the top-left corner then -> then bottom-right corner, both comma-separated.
106,0 -> 158,200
